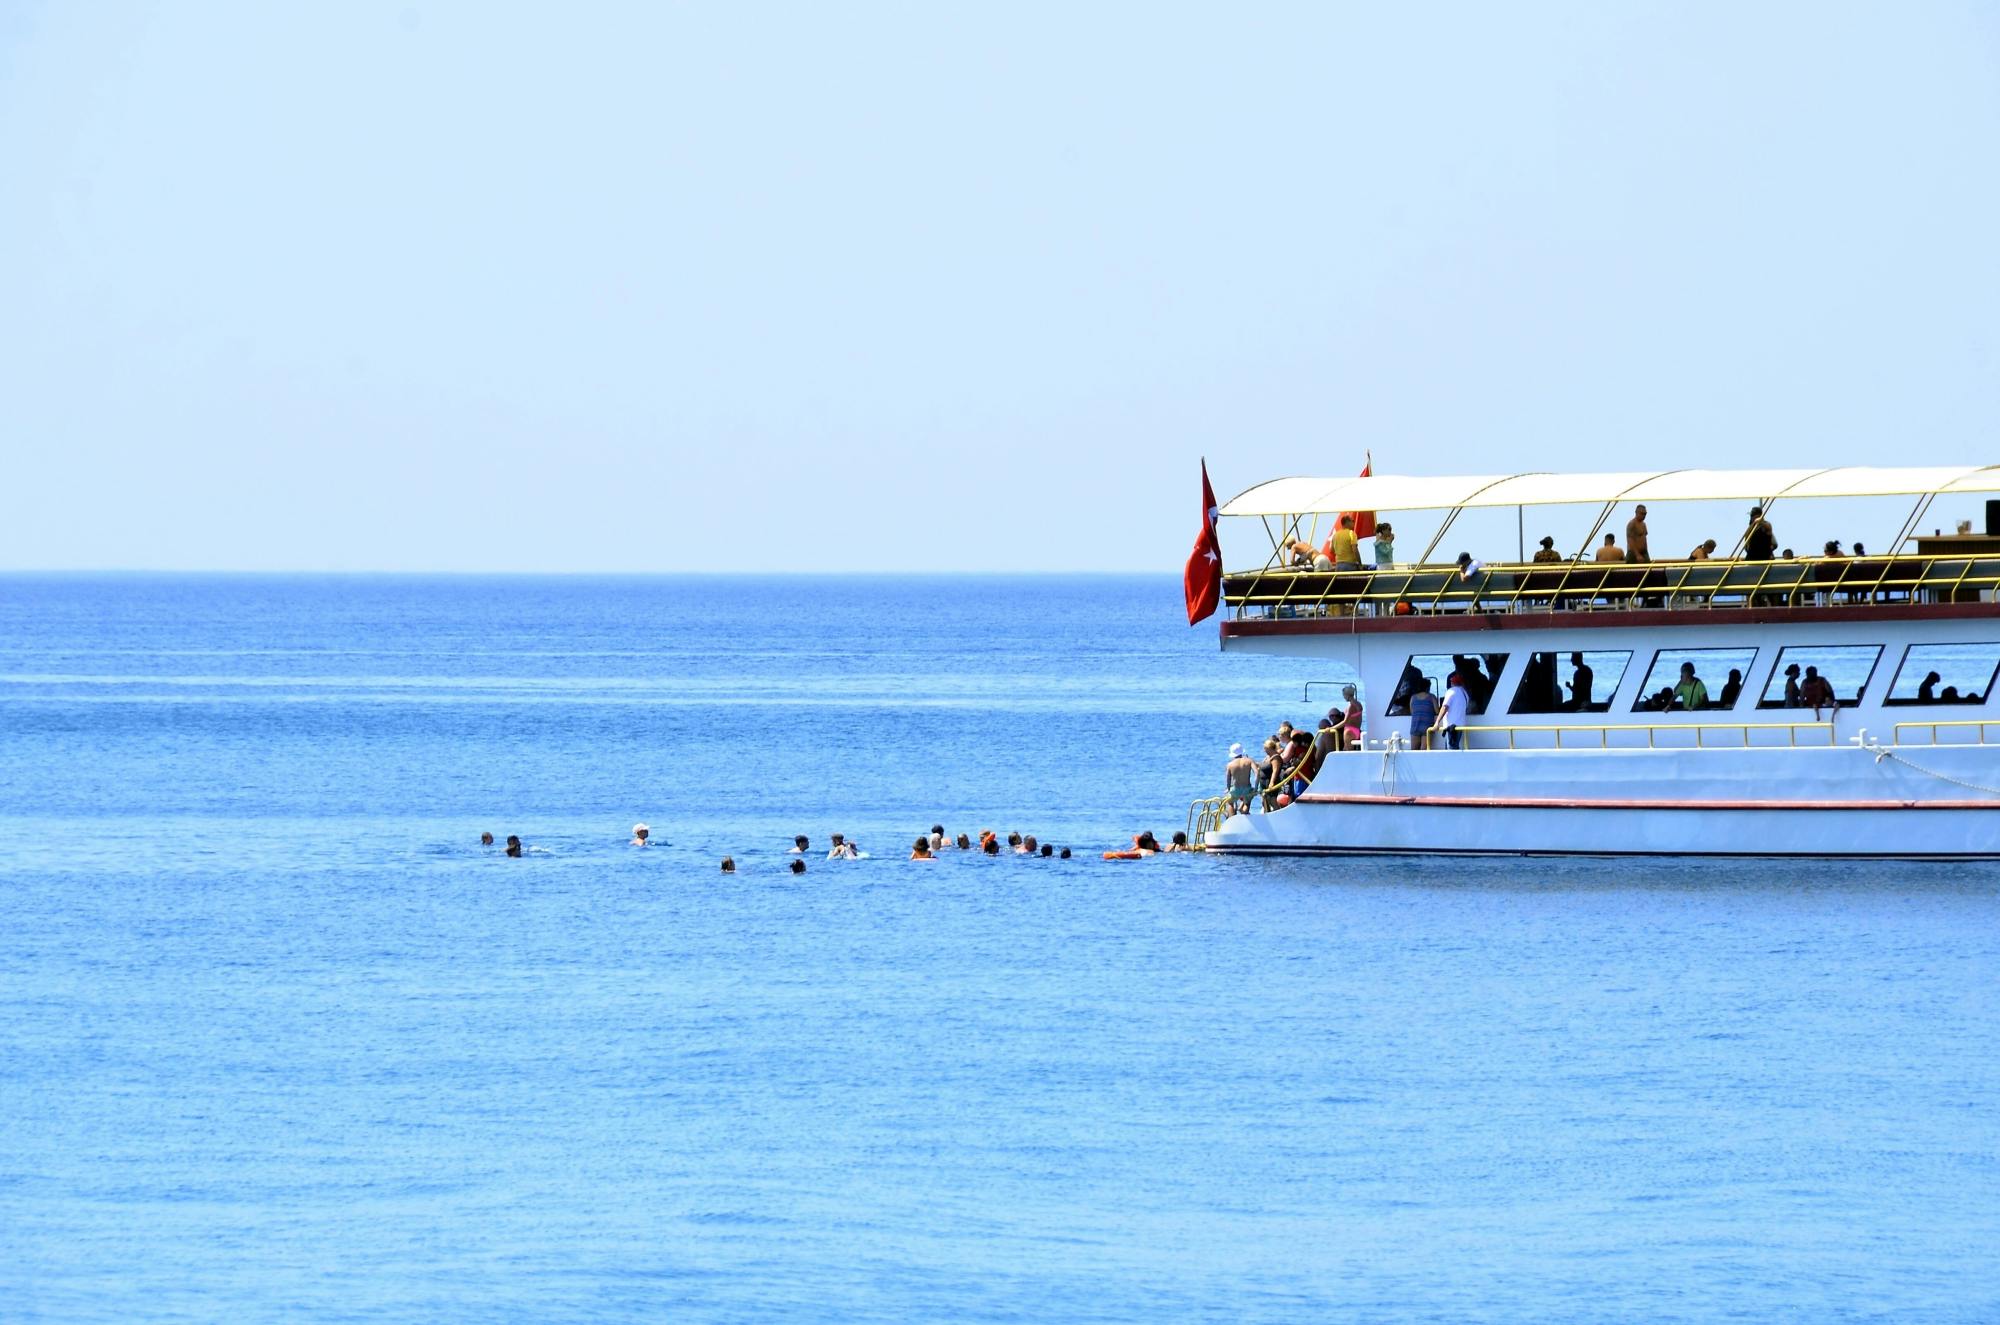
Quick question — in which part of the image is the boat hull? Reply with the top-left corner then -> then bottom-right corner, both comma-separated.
1204,745 -> 2000,858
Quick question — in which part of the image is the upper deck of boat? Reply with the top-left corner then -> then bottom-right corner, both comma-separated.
1216,464 -> 2000,641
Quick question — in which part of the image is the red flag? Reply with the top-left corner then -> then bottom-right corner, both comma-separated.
1340,453 -> 1376,542
1184,460 -> 1222,625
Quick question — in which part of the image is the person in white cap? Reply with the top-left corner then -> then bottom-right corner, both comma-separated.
1225,743 -> 1258,815
630,823 -> 651,846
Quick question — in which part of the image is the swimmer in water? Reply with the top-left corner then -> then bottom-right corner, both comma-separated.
1040,843 -> 1053,857
631,823 -> 651,847
1166,831 -> 1189,853
955,833 -> 972,851
788,835 -> 810,854
930,825 -> 946,851
480,832 -> 494,847
505,835 -> 522,858
825,834 -> 847,860
910,837 -> 935,860
1059,847 -> 1071,859
789,858 -> 806,875
1133,832 -> 1159,856
721,856 -> 735,873
982,836 -> 1001,855
1022,835 -> 1038,855
1007,832 -> 1024,853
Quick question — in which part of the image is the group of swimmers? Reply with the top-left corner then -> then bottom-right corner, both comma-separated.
486,821 -> 1199,867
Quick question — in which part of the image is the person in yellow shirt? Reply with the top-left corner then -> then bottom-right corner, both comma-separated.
1326,515 -> 1362,570
1594,534 -> 1625,563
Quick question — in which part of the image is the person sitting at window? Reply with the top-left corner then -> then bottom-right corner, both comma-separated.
1452,654 -> 1494,711
1532,536 -> 1563,563
1917,670 -> 1942,703
1673,661 -> 1709,711
1799,666 -> 1836,718
1719,668 -> 1743,708
1595,534 -> 1625,563
1565,652 -> 1595,711
1941,685 -> 1963,703
1689,539 -> 1718,560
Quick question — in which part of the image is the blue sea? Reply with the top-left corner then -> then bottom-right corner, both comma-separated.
2,574 -> 1995,1323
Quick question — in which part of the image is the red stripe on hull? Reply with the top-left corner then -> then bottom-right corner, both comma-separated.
1295,792 -> 2000,811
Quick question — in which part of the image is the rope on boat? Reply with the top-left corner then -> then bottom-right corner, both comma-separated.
1859,737 -> 2000,799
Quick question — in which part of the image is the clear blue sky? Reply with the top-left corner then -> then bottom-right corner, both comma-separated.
4,2 -> 1998,571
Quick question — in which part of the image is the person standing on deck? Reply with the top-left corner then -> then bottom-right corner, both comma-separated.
1225,744 -> 1258,814
1625,505 -> 1651,563
1259,737 -> 1284,810
1327,515 -> 1363,571
1433,673 -> 1471,750
1372,522 -> 1395,567
1744,507 -> 1778,560
1407,678 -> 1439,751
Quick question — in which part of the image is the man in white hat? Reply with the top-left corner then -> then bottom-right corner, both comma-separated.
1225,743 -> 1258,815
630,823 -> 651,846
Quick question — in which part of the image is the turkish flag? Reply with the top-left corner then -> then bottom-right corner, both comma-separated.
1184,460 -> 1223,625
1340,454 -> 1376,542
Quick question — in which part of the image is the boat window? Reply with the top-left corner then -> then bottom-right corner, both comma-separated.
1386,652 -> 1509,716
1754,645 -> 1882,709
1508,650 -> 1631,715
1882,643 -> 2000,706
1630,646 -> 1757,713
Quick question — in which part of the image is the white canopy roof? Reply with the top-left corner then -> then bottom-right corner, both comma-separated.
1219,465 -> 2000,517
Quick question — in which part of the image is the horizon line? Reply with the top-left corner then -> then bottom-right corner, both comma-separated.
0,567 -> 1182,578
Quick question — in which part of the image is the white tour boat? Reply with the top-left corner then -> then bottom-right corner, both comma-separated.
1195,465 -> 2000,858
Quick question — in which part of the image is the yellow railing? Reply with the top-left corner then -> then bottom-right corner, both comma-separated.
1892,718 -> 2000,746
1460,720 -> 1838,750
1224,551 -> 2000,620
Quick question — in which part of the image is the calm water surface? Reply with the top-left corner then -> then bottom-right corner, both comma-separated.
1,575 -> 1995,1322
